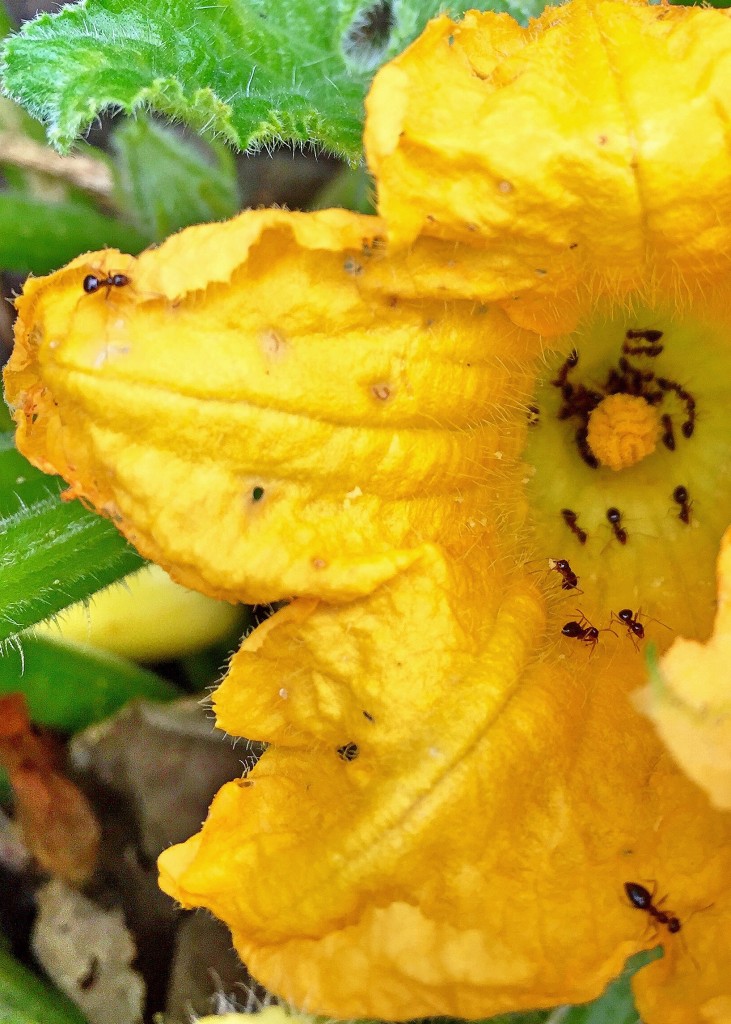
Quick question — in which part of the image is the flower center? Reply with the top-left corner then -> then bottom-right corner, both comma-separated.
522,304 -> 731,649
586,394 -> 660,471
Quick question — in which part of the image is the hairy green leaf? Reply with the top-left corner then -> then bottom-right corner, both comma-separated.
112,116 -> 240,241
0,431 -> 145,644
0,193 -> 147,274
1,0 -> 549,161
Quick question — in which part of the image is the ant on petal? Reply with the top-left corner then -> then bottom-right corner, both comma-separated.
561,508 -> 588,545
551,349 -> 579,389
82,272 -> 130,296
561,610 -> 616,655
612,607 -> 671,649
548,557 -> 583,593
624,881 -> 681,934
673,485 -> 693,525
606,507 -> 628,545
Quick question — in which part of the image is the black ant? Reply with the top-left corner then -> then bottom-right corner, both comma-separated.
548,558 -> 582,592
623,328 -> 664,357
575,425 -> 599,469
625,329 -> 663,342
606,507 -> 627,545
551,349 -> 579,389
657,378 -> 697,439
82,272 -> 129,295
612,607 -> 670,649
673,485 -> 692,525
614,608 -> 645,643
661,413 -> 676,451
561,610 -> 615,654
624,881 -> 681,934
561,508 -> 587,545
682,409 -> 696,439
618,357 -> 654,396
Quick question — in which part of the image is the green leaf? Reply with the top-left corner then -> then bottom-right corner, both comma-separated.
0,633 -> 179,733
0,431 -> 145,644
111,116 -> 240,242
0,946 -> 88,1024
0,193 -> 147,275
558,948 -> 663,1024
1,0 -> 549,162
0,2 -> 13,40
310,161 -> 375,215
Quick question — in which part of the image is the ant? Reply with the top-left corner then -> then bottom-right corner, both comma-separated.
561,508 -> 587,545
618,357 -> 654,397
606,507 -> 628,545
624,881 -> 681,934
682,408 -> 696,439
548,558 -> 582,592
561,610 -> 615,654
661,413 -> 676,451
551,348 -> 579,389
575,425 -> 599,469
657,378 -> 697,440
612,607 -> 670,649
623,328 -> 664,357
82,272 -> 129,296
673,485 -> 692,525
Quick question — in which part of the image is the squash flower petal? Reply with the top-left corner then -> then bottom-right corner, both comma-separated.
366,1 -> 731,332
5,1 -> 731,1022
159,546 -> 731,1020
6,210 -> 536,604
637,527 -> 731,811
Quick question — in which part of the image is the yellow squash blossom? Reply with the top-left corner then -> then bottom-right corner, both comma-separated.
4,1 -> 731,1021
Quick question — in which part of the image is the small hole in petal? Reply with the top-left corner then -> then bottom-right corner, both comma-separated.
252,486 -> 265,502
